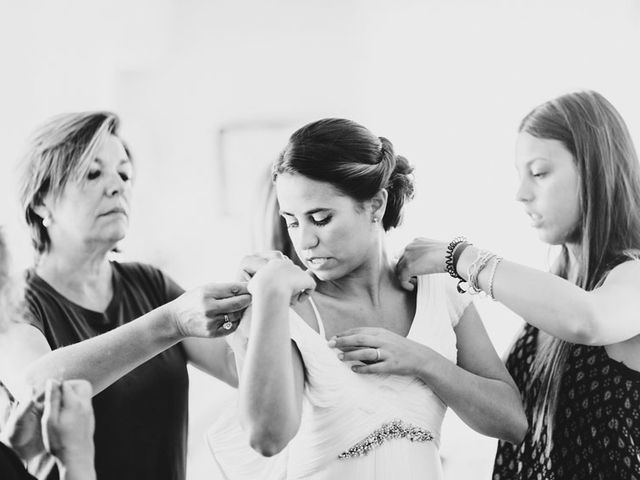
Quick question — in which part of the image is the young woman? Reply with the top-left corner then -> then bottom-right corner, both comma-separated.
227,118 -> 526,479
394,91 -> 640,479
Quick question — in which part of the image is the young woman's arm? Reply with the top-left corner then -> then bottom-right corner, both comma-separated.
237,259 -> 315,457
42,380 -> 96,480
331,304 -> 527,444
396,239 -> 640,345
458,247 -> 640,345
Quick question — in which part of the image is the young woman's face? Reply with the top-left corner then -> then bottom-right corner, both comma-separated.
515,132 -> 581,245
44,135 -> 133,250
275,173 -> 379,281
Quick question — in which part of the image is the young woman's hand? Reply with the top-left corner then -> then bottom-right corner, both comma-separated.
0,390 -> 45,461
42,379 -> 96,480
166,282 -> 252,337
42,380 -> 94,463
328,327 -> 432,376
248,258 -> 316,304
237,251 -> 288,282
395,238 -> 449,291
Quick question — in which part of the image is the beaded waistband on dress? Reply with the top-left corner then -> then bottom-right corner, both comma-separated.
338,419 -> 434,459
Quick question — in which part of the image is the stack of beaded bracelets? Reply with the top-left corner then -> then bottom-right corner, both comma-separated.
445,236 -> 503,300
445,237 -> 472,294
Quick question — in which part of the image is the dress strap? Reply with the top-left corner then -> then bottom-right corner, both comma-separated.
307,297 -> 327,338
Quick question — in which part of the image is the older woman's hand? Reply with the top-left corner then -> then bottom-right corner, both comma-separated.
328,327 -> 433,376
166,282 -> 252,337
395,238 -> 449,291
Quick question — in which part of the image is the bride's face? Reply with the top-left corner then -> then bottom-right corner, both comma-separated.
276,173 -> 380,281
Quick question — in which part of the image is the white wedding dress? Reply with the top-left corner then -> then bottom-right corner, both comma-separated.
207,274 -> 471,479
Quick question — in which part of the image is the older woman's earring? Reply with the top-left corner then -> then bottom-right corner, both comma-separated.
372,217 -> 379,223
42,216 -> 52,228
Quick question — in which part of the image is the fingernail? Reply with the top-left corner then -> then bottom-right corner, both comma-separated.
337,352 -> 344,360
351,366 -> 359,372
327,339 -> 336,347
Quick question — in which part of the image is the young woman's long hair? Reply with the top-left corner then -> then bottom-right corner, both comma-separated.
520,91 -> 640,454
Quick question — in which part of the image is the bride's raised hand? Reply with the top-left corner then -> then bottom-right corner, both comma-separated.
248,257 -> 316,305
237,251 -> 288,282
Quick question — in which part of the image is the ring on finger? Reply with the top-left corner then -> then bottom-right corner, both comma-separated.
374,348 -> 381,362
222,314 -> 233,330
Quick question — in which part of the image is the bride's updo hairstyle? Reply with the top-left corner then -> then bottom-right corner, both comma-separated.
273,118 -> 414,231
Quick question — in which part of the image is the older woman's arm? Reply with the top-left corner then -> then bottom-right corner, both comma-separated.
0,283 -> 250,398
182,337 -> 239,387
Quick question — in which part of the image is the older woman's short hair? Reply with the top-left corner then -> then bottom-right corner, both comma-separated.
19,112 -> 125,253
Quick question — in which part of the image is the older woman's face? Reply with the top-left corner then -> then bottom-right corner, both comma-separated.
45,135 -> 133,251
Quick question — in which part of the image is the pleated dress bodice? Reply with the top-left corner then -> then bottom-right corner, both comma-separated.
208,274 -> 471,480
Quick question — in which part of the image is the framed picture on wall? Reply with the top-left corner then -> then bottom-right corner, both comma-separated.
214,119 -> 299,248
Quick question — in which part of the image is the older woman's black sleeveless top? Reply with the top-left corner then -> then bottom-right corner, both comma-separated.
24,262 -> 188,480
493,324 -> 640,480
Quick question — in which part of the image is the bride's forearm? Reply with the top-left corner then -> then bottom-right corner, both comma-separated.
415,349 -> 527,444
239,287 -> 304,457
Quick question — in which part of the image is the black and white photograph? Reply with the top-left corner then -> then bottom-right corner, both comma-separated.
1,1 -> 639,479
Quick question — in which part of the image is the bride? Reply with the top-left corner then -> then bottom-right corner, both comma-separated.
216,118 -> 526,479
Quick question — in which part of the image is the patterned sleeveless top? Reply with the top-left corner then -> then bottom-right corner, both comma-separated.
493,324 -> 640,480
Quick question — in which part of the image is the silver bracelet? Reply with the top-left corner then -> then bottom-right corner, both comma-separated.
488,256 -> 503,300
466,250 -> 494,295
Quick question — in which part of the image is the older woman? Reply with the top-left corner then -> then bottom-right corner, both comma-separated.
0,112 -> 250,480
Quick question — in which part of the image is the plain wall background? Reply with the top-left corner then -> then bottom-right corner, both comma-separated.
1,1 -> 639,478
